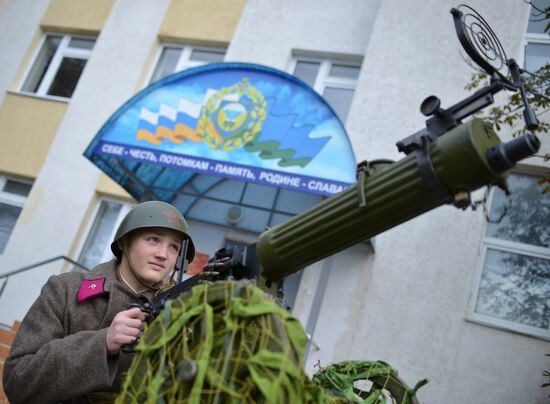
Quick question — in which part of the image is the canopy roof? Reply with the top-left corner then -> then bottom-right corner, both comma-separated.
84,62 -> 356,204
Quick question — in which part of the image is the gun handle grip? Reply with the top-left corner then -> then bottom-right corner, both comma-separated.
121,303 -> 147,353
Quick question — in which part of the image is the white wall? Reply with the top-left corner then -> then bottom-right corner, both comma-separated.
227,0 -> 380,71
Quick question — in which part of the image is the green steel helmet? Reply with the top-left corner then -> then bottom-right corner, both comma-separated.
111,201 -> 195,263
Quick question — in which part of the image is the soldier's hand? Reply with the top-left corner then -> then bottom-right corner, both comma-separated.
202,256 -> 231,272
106,307 -> 147,355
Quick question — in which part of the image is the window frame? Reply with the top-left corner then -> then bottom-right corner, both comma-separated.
19,32 -> 95,101
466,170 -> 550,341
288,56 -> 362,123
288,57 -> 360,94
0,177 -> 31,208
523,32 -> 550,71
0,175 -> 33,255
521,2 -> 550,70
74,197 -> 134,269
147,43 -> 227,84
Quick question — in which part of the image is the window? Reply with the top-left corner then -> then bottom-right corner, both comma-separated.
0,176 -> 32,254
469,173 -> 550,339
291,57 -> 362,123
524,1 -> 550,72
21,33 -> 95,99
149,44 -> 226,83
75,199 -> 133,270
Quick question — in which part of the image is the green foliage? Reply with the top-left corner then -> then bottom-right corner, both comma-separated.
464,64 -> 550,138
465,63 -> 550,191
313,360 -> 428,403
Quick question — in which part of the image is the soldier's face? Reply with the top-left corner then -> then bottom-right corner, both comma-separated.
126,227 -> 183,286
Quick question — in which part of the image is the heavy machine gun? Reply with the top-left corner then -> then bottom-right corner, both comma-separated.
118,5 -> 544,402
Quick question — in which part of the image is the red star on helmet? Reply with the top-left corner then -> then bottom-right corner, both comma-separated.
161,210 -> 182,225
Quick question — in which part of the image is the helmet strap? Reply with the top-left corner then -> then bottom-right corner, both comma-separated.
157,272 -> 177,295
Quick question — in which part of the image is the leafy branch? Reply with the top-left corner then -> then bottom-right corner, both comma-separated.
465,63 -> 550,191
464,64 -> 550,138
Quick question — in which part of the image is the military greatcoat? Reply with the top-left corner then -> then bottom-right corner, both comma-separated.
3,261 -> 155,404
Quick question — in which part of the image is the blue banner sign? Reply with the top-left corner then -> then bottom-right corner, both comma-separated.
85,63 -> 356,197
96,140 -> 349,195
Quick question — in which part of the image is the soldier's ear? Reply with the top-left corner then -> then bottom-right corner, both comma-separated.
118,236 -> 130,254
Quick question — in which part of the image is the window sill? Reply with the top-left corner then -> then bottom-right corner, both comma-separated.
465,314 -> 550,342
8,90 -> 70,104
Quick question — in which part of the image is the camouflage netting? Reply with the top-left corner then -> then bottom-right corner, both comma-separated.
116,280 -> 427,403
313,361 -> 428,403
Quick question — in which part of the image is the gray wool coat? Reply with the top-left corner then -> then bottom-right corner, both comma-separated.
3,260 -> 156,404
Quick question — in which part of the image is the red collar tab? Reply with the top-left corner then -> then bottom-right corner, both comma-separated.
77,278 -> 106,302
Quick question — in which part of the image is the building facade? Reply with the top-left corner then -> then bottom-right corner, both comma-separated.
0,0 -> 548,402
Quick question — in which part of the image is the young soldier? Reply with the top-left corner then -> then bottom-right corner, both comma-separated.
3,201 -> 195,403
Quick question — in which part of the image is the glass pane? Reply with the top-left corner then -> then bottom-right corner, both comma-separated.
150,47 -> 181,82
329,64 -> 360,79
173,194 -> 196,215
77,201 -> 122,270
68,37 -> 95,50
322,86 -> 355,122
242,183 -> 277,209
527,1 -> 550,34
189,175 -> 223,194
187,198 -> 228,225
190,49 -> 225,63
207,179 -> 245,202
486,174 -> 550,247
3,180 -> 32,196
475,248 -> 550,329
525,42 -> 550,72
275,188 -> 321,215
293,61 -> 320,87
21,35 -> 62,92
47,57 -> 87,98
186,198 -> 270,233
0,203 -> 22,254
